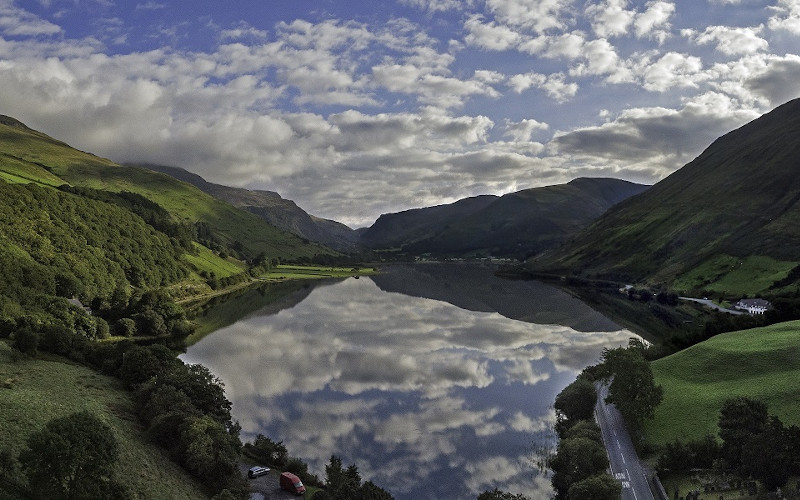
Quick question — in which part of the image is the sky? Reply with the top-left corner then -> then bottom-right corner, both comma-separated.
1,0 -> 799,227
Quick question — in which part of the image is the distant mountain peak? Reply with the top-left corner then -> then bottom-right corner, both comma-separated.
361,177 -> 648,259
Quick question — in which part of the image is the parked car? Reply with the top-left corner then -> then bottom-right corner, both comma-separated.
248,466 -> 270,479
279,471 -> 306,495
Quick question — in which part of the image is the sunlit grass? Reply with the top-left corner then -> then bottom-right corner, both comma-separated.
643,320 -> 800,446
673,254 -> 796,296
184,242 -> 246,279
265,265 -> 377,280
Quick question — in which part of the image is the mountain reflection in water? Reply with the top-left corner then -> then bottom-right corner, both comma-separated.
181,264 -> 636,499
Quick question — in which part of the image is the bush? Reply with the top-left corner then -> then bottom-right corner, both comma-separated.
11,327 -> 39,356
19,411 -> 128,499
244,434 -> 288,467
115,317 -> 137,337
554,377 -> 597,437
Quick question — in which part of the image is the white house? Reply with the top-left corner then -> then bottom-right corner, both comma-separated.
734,298 -> 771,315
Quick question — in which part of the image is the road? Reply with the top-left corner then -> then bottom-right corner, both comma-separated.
595,382 -> 656,500
679,297 -> 744,315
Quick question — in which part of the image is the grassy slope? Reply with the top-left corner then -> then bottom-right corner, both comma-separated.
643,320 -> 800,446
0,153 -> 67,186
534,98 -> 800,293
0,341 -> 208,499
0,116 -> 331,260
184,242 -> 247,279
672,254 -> 797,296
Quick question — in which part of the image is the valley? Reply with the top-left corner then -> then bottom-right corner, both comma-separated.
2,97 -> 800,499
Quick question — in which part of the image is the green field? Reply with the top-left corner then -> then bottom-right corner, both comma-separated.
673,254 -> 797,296
643,320 -> 800,446
0,154 -> 68,187
184,242 -> 246,279
265,265 -> 377,280
0,341 -> 208,499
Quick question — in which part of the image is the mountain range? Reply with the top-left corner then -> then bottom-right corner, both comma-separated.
132,163 -> 360,253
532,96 -> 800,294
0,114 -> 651,265
360,177 -> 648,259
4,96 -> 800,295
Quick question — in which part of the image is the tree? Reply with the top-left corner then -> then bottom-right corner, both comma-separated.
18,411 -> 124,499
718,397 -> 768,469
244,434 -> 288,467
158,363 -> 232,425
359,481 -> 394,500
119,345 -> 165,388
178,415 -> 242,492
11,326 -> 39,356
325,455 -> 361,500
132,309 -> 167,336
563,420 -> 603,442
567,474 -> 621,500
114,317 -> 136,337
603,347 -> 663,431
741,416 -> 791,491
477,489 -> 530,500
554,377 -> 597,436
550,436 -> 609,499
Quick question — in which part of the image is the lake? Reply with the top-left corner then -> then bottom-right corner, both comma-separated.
181,263 -> 636,499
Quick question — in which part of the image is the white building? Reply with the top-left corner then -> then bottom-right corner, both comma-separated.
734,298 -> 771,315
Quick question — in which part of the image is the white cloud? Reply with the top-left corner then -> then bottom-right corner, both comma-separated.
684,25 -> 768,55
0,0 -> 62,36
372,55 -> 502,108
552,92 -> 761,178
398,0 -> 474,12
508,71 -> 578,102
570,38 -> 632,82
742,54 -> 800,106
486,0 -> 576,33
503,118 -> 549,142
633,0 -> 675,43
135,2 -> 165,10
543,31 -> 586,59
639,51 -> 705,92
219,22 -> 268,41
586,0 -> 635,38
0,0 -> 797,226
768,0 -> 800,34
464,14 -> 522,50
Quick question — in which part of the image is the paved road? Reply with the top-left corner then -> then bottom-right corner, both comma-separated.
679,297 -> 744,315
595,382 -> 655,500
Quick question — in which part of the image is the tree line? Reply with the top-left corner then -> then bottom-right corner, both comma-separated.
550,339 -> 663,499
657,397 -> 800,495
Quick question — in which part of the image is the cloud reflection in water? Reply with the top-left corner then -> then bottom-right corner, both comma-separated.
182,275 -> 636,499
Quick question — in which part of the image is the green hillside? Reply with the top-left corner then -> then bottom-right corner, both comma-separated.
0,341 -> 209,499
643,320 -> 800,446
0,181 -> 190,331
136,164 -> 361,253
0,115 -> 333,261
533,98 -> 800,294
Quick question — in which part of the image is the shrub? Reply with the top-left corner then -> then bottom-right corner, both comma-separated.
11,327 -> 39,356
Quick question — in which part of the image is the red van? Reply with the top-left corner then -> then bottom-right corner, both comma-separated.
279,471 -> 306,495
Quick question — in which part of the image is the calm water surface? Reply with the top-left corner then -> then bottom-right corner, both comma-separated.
181,264 -> 636,499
